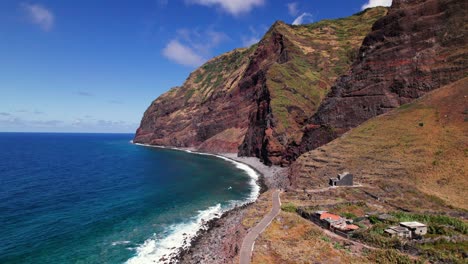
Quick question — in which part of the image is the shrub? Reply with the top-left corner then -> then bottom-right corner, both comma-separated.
281,202 -> 297,213
341,212 -> 357,219
369,215 -> 381,224
368,249 -> 420,264
390,212 -> 467,234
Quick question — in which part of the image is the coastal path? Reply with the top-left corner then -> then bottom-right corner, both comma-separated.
239,189 -> 281,264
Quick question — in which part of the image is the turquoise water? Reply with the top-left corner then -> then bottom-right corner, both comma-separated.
0,133 -> 259,263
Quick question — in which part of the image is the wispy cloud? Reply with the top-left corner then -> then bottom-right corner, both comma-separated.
188,0 -> 264,16
163,40 -> 206,67
0,113 -> 136,132
163,28 -> 228,67
33,119 -> 63,126
241,25 -> 267,47
77,91 -> 93,97
21,3 -> 54,31
361,0 -> 392,10
287,2 -> 299,16
242,36 -> 259,47
0,112 -> 11,116
0,115 -> 62,127
292,12 -> 313,25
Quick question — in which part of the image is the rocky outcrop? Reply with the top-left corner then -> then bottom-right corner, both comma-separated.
134,47 -> 257,151
286,0 -> 468,161
135,8 -> 387,164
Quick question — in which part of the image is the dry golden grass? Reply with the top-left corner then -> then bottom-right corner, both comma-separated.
251,211 -> 371,264
242,190 -> 274,228
292,78 -> 468,210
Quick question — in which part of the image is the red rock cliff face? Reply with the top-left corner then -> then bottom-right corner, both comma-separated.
286,0 -> 468,161
134,47 -> 256,152
135,8 -> 387,160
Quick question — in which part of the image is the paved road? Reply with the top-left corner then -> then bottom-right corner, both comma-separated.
239,189 -> 281,264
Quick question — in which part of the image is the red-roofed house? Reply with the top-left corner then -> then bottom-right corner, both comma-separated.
319,212 -> 341,221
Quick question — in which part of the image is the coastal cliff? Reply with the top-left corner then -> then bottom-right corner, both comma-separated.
287,0 -> 468,161
136,0 -> 466,166
134,7 -> 388,164
134,0 -> 468,263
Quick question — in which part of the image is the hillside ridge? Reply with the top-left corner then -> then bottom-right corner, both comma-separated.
134,7 -> 388,163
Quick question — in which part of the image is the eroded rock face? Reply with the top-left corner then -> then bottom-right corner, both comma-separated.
286,0 -> 468,161
135,8 -> 387,163
134,47 -> 257,150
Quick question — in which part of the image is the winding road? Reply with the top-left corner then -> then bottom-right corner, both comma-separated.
239,189 -> 281,264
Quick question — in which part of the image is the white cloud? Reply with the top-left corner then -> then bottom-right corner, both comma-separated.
361,0 -> 392,10
163,40 -> 206,67
189,0 -> 264,16
287,2 -> 299,16
163,28 -> 228,67
241,25 -> 265,47
292,12 -> 313,25
21,3 -> 54,31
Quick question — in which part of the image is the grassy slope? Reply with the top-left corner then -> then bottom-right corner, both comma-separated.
138,8 -> 387,154
291,77 -> 468,210
266,8 -> 388,144
157,46 -> 255,105
251,79 -> 467,262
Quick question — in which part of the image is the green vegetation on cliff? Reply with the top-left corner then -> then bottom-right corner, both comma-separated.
264,8 -> 387,145
134,7 -> 387,157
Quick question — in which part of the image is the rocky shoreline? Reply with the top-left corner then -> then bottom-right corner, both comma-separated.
178,154 -> 288,264
133,144 -> 287,263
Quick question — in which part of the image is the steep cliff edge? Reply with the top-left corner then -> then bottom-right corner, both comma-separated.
288,0 -> 467,160
134,47 -> 256,152
134,8 -> 387,162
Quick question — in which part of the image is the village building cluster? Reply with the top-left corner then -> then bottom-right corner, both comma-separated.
305,210 -> 428,240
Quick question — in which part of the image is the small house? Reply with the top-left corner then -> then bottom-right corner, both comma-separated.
319,212 -> 341,221
329,172 -> 353,186
385,226 -> 412,238
331,221 -> 360,232
400,222 -> 427,237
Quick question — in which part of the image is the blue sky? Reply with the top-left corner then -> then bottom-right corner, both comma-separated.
0,0 -> 392,133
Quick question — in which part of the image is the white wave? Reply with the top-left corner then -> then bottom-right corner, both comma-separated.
125,204 -> 222,264
129,143 -> 262,263
112,240 -> 131,246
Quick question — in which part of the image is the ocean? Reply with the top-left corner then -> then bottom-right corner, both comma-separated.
0,133 -> 259,263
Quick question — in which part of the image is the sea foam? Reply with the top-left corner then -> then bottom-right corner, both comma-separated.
127,143 -> 261,263
125,204 -> 222,264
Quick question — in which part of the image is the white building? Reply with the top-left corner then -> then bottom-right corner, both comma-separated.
399,221 -> 427,237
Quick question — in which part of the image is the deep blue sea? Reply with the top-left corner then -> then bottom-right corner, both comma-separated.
0,133 -> 259,264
